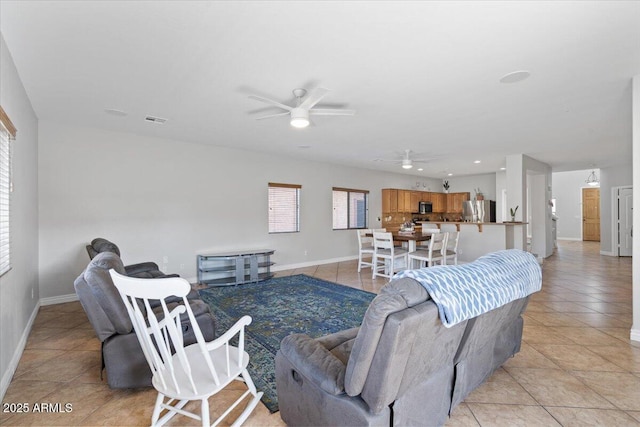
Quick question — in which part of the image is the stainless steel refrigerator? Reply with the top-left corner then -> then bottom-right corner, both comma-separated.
463,200 -> 496,223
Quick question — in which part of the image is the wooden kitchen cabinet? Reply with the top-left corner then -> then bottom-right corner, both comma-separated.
446,192 -> 471,214
431,192 -> 447,213
420,192 -> 432,203
410,191 -> 421,211
382,189 -> 398,213
396,190 -> 413,212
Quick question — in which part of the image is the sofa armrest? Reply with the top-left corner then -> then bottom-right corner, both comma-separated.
124,262 -> 161,276
279,333 -> 346,395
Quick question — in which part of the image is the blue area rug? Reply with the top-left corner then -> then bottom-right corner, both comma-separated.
198,274 -> 375,413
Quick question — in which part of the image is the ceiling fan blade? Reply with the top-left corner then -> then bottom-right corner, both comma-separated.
300,87 -> 330,109
255,112 -> 290,120
309,109 -> 356,116
373,158 -> 401,163
248,95 -> 292,111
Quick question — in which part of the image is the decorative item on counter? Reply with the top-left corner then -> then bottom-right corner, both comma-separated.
443,180 -> 450,193
399,221 -> 415,234
475,188 -> 484,201
509,205 -> 519,222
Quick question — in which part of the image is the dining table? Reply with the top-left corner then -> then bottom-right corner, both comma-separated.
391,232 -> 432,252
367,231 -> 433,252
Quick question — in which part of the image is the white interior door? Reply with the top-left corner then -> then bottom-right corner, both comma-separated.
619,187 -> 632,256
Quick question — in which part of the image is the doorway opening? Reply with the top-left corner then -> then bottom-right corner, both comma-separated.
616,186 -> 632,256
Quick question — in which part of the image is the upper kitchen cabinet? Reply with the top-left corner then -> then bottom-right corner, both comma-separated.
446,192 -> 471,214
382,188 -> 398,213
398,190 -> 413,212
431,192 -> 447,213
410,191 -> 421,212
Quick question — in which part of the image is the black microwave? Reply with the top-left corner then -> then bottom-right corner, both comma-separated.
418,201 -> 432,214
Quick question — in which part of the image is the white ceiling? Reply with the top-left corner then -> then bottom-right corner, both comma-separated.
1,1 -> 639,178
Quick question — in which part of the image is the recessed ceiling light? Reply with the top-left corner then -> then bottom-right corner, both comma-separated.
499,70 -> 531,84
500,167 -> 506,170
447,173 -> 453,176
474,160 -> 481,164
104,108 -> 127,117
417,168 -> 423,171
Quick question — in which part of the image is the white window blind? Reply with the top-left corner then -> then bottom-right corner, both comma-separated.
332,187 -> 369,230
268,183 -> 301,233
0,106 -> 16,277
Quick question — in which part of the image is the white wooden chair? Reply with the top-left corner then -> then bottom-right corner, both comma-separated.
109,270 -> 263,427
372,231 -> 408,279
357,229 -> 374,272
408,232 -> 448,269
418,224 -> 441,248
443,231 -> 460,265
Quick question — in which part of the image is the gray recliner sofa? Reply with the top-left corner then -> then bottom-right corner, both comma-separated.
74,251 -> 216,388
275,273 -> 532,426
85,237 -> 177,279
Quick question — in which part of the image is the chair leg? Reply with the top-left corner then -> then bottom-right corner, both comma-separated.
201,398 -> 210,427
151,393 -> 164,426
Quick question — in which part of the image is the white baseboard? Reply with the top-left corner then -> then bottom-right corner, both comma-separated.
0,300 -> 40,402
600,250 -> 617,256
273,255 -> 358,272
557,237 -> 582,241
631,328 -> 640,343
40,293 -> 79,306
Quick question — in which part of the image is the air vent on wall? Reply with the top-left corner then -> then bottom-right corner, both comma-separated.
144,115 -> 167,124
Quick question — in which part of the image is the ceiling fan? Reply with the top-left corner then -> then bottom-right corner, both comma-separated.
374,149 -> 441,170
248,87 -> 355,128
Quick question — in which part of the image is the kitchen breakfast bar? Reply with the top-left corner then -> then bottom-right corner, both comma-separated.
418,221 -> 528,263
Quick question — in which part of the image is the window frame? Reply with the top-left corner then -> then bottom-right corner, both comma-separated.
332,187 -> 369,230
268,182 -> 301,234
0,106 -> 16,277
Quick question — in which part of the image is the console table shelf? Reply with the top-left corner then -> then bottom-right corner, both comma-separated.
197,249 -> 275,286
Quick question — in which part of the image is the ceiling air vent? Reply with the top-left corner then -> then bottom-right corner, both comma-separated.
144,115 -> 167,124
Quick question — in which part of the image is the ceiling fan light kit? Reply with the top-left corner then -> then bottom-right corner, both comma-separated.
290,107 -> 310,128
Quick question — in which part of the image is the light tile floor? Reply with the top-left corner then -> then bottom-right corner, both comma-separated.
2,241 -> 638,426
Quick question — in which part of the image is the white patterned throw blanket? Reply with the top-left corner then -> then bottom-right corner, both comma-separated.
394,249 -> 542,327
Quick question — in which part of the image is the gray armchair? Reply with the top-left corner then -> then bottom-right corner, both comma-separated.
74,251 -> 216,388
85,237 -> 177,279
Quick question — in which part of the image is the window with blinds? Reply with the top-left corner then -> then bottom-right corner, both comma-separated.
332,187 -> 369,230
268,183 -> 301,233
0,106 -> 16,277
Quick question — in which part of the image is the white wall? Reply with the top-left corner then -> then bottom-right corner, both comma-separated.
38,121 -> 432,299
552,169 -> 596,240
600,164 -> 633,255
0,35 -> 39,399
632,74 -> 639,343
448,173 -> 497,201
505,154 -> 553,258
551,165 -> 632,254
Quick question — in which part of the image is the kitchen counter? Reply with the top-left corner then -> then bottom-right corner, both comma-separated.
421,221 -> 528,232
417,221 -> 528,262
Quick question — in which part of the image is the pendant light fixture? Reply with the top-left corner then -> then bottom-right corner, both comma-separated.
585,170 -> 599,186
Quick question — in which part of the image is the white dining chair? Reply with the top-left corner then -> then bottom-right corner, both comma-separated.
421,223 -> 440,234
109,270 -> 263,427
356,229 -> 374,272
443,231 -> 460,265
418,223 -> 441,248
372,231 -> 408,279
408,232 -> 448,269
